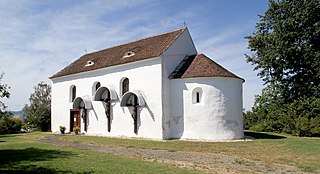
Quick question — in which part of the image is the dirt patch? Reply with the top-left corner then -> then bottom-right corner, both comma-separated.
39,135 -> 308,174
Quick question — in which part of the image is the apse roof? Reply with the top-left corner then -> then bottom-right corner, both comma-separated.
169,54 -> 244,81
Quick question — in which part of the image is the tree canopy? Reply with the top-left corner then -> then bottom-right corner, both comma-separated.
24,82 -> 51,131
0,73 -> 10,113
245,0 -> 320,137
246,0 -> 320,102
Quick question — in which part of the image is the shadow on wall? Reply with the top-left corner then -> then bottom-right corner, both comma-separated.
127,106 -> 141,133
244,131 -> 287,139
144,100 -> 155,121
168,83 -> 187,139
91,107 -> 99,121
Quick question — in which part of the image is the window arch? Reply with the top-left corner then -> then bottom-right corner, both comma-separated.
121,78 -> 129,96
70,85 -> 76,102
192,87 -> 203,104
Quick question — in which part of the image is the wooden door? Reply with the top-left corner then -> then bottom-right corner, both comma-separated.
70,110 -> 81,132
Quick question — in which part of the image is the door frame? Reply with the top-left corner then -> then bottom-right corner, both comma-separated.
70,109 -> 81,132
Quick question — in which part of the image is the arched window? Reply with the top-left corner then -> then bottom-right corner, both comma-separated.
192,87 -> 203,104
121,78 -> 129,96
70,85 -> 76,102
92,82 -> 101,96
95,82 -> 101,91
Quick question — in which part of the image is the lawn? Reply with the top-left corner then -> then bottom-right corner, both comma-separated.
0,133 -> 199,174
0,131 -> 319,173
63,131 -> 320,173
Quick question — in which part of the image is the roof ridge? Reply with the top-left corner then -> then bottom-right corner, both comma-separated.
85,27 -> 186,56
159,27 -> 187,56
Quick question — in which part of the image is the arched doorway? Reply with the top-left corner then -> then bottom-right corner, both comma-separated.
71,95 -> 92,133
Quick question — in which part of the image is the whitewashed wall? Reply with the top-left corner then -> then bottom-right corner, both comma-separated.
169,77 -> 244,140
51,28 -> 244,141
51,57 -> 163,139
161,28 -> 197,138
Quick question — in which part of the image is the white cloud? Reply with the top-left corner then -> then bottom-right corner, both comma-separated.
0,0 -> 264,111
0,0 -> 155,110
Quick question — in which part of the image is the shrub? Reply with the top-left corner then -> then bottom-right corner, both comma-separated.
288,97 -> 320,137
59,126 -> 66,134
245,97 -> 320,137
0,117 -> 22,134
73,127 -> 80,135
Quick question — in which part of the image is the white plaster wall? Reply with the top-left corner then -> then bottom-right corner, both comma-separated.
51,57 -> 163,139
161,28 -> 197,139
169,77 -> 244,140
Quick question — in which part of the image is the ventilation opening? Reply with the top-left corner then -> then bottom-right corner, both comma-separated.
123,51 -> 135,58
85,60 -> 94,67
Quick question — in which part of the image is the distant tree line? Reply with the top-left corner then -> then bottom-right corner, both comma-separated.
244,0 -> 320,137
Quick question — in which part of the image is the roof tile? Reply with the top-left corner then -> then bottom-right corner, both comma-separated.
169,54 -> 244,81
51,28 -> 185,79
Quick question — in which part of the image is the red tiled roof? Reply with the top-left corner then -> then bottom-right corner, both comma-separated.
169,54 -> 244,81
50,28 -> 186,79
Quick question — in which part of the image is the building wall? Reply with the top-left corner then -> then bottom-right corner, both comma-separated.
169,77 -> 244,140
161,28 -> 197,139
51,57 -> 163,139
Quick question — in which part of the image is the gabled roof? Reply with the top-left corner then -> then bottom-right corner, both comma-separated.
169,54 -> 244,81
50,28 -> 186,79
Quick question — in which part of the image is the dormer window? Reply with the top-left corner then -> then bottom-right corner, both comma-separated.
85,60 -> 94,67
123,51 -> 135,58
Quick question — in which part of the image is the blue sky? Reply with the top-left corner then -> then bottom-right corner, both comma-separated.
0,0 -> 269,111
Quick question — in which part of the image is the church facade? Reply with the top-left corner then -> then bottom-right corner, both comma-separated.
50,28 -> 244,140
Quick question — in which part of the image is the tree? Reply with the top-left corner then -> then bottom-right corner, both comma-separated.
246,0 -> 320,102
0,72 -> 21,134
24,82 -> 51,131
0,73 -> 10,115
245,0 -> 320,136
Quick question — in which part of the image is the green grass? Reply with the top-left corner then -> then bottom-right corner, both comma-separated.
1,132 -> 319,173
62,131 -> 320,173
0,133 -> 199,174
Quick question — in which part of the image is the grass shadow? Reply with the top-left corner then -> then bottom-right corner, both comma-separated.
0,165 -> 66,174
0,165 -> 92,174
0,147 -> 74,167
0,134 -> 23,138
245,131 -> 287,139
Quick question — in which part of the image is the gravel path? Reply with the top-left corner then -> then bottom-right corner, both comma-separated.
39,135 -> 307,174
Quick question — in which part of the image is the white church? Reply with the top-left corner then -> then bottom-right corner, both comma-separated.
50,27 -> 245,140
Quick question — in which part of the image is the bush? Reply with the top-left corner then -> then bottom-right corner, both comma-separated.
59,126 -> 66,134
73,126 -> 80,135
0,117 -> 22,134
243,110 -> 258,130
287,97 -> 320,137
245,97 -> 320,137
